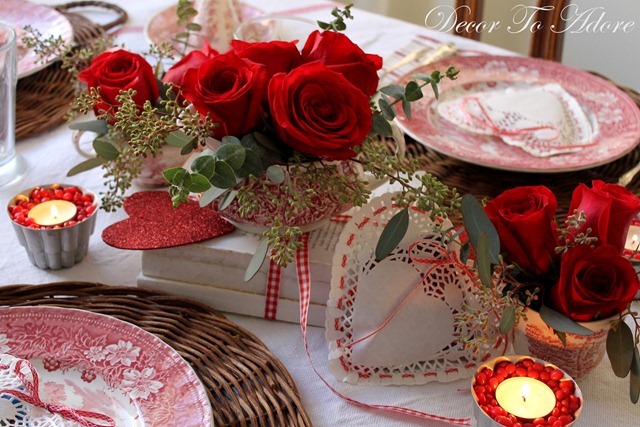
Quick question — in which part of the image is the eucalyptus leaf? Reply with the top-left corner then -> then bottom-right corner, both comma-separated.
459,242 -> 470,264
607,321 -> 634,378
539,305 -> 595,336
67,157 -> 106,176
254,132 -> 285,154
186,22 -> 201,31
476,232 -> 493,288
371,113 -> 393,137
431,80 -> 440,99
630,348 -> 640,403
93,139 -> 119,161
174,32 -> 189,40
378,96 -> 395,121
180,142 -> 195,155
404,80 -> 423,102
235,149 -> 263,179
218,189 -> 237,210
460,194 -> 500,264
375,208 -> 409,260
190,155 -> 215,179
402,99 -> 412,120
164,167 -> 189,186
166,130 -> 197,148
411,73 -> 432,82
245,237 -> 270,281
500,306 -> 516,334
266,165 -> 285,184
199,186 -> 227,207
553,330 -> 567,347
379,84 -> 405,100
211,160 -> 237,189
217,144 -> 246,170
189,173 -> 212,193
222,135 -> 242,145
69,120 -> 108,134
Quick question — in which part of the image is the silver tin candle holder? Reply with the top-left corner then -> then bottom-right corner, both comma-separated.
7,184 -> 98,270
471,355 -> 583,427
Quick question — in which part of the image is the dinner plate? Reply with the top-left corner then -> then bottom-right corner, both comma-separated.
395,55 -> 640,172
145,2 -> 262,51
0,306 -> 212,426
0,0 -> 74,79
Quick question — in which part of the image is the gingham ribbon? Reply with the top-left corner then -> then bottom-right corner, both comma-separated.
0,359 -> 115,427
295,233 -> 472,426
264,258 -> 283,320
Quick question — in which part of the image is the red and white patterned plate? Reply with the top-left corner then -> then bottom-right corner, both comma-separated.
395,55 -> 640,172
1,0 -> 74,79
0,306 -> 212,426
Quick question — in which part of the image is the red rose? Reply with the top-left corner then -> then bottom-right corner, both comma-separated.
230,39 -> 301,81
301,30 -> 382,96
569,180 -> 640,253
162,42 -> 218,88
550,244 -> 639,321
485,186 -> 559,275
78,49 -> 159,119
181,53 -> 266,138
268,61 -> 372,160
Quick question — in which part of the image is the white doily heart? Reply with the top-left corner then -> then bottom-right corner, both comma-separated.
437,82 -> 595,157
326,193 -> 508,385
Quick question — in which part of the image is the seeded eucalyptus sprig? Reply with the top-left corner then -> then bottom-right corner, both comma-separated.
317,3 -> 354,32
173,0 -> 202,55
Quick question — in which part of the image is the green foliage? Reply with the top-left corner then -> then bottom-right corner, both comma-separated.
607,321 -> 635,378
461,194 -> 500,264
375,208 -> 409,260
317,3 -> 353,31
539,305 -> 595,336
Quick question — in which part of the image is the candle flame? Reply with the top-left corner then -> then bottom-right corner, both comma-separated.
50,204 -> 59,220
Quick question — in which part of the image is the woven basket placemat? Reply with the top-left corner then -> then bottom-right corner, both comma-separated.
16,1 -> 127,140
0,282 -> 312,427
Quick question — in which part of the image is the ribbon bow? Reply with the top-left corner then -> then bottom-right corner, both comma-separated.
0,359 -> 115,427
461,96 -> 562,146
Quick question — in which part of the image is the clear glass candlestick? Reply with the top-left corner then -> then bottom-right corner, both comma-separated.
0,22 -> 27,188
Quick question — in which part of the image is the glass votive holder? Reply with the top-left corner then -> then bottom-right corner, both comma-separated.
471,355 -> 583,427
233,14 -> 317,47
7,184 -> 98,269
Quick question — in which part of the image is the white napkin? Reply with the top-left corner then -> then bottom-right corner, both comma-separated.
437,83 -> 595,157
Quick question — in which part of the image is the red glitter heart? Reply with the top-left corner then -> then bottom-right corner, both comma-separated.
102,191 -> 235,249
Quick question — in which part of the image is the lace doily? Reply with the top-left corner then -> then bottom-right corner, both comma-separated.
326,193 -> 507,385
437,83 -> 595,157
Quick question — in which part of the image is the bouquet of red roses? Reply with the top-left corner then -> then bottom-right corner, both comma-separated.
461,180 -> 640,400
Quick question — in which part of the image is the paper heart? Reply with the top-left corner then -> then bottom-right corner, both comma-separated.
327,193 -> 508,385
102,191 -> 235,249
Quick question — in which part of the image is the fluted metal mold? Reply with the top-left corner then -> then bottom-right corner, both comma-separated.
8,185 -> 98,270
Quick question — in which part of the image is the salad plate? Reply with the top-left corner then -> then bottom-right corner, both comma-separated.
0,306 -> 212,426
1,0 -> 74,79
395,55 -> 640,172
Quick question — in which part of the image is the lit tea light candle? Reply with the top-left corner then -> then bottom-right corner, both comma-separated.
27,200 -> 77,226
495,377 -> 556,419
624,225 -> 640,251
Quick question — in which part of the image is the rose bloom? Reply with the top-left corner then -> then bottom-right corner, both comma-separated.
569,180 -> 640,254
301,30 -> 382,96
181,52 -> 266,138
230,39 -> 302,81
550,244 -> 639,321
485,186 -> 559,276
268,61 -> 372,160
78,49 -> 159,119
162,42 -> 218,88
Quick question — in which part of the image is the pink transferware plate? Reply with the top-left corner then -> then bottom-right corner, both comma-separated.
0,306 -> 212,426
395,55 -> 640,173
145,2 -> 262,51
0,0 -> 74,79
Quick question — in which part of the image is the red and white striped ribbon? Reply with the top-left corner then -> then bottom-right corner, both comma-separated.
264,258 -> 282,320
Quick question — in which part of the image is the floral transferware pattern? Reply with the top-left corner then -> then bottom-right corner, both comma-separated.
0,307 -> 211,426
396,55 -> 640,172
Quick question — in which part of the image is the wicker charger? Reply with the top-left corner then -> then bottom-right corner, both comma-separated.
16,1 -> 127,140
0,282 -> 312,427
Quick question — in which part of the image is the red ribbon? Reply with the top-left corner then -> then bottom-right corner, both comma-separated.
0,359 -> 116,427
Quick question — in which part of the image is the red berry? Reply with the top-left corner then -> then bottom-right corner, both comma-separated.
495,415 -> 513,426
550,369 -> 564,381
476,373 -> 488,385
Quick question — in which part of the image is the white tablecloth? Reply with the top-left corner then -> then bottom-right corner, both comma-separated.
2,1 -> 638,425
